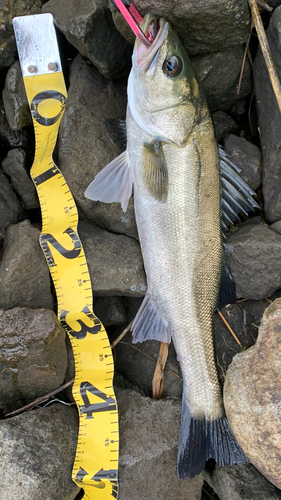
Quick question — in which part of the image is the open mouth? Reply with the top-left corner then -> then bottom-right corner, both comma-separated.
135,16 -> 168,71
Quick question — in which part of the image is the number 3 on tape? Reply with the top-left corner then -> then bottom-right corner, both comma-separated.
13,14 -> 119,500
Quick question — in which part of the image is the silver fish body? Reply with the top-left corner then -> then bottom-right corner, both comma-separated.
128,108 -> 223,420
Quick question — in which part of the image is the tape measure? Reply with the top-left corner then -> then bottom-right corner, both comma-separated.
13,14 -> 118,500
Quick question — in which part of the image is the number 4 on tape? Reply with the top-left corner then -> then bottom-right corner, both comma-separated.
13,14 -> 119,500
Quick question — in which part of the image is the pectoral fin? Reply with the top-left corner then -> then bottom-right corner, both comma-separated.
84,151 -> 133,212
142,141 -> 168,202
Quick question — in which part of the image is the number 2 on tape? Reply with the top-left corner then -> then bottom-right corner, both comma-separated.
13,13 -> 119,500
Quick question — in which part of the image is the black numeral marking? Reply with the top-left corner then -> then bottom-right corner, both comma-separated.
80,382 -> 116,419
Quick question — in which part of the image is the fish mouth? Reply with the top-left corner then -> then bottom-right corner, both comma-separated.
134,14 -> 169,72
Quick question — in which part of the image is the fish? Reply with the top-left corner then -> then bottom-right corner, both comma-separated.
85,14 -> 258,478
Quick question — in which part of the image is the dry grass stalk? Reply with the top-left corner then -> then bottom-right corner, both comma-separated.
237,32 -> 252,95
265,297 -> 273,303
111,320 -> 133,348
152,342 -> 169,399
218,310 -> 242,347
248,0 -> 281,114
5,378 -> 75,418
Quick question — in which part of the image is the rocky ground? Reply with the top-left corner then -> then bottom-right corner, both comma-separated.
1,0 -> 281,499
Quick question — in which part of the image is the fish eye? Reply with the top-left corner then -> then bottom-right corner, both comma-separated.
163,55 -> 183,78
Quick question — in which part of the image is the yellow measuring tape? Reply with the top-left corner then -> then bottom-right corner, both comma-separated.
13,14 -> 118,500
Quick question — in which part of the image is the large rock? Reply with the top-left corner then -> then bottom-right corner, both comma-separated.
191,47 -> 252,111
117,388 -> 203,499
254,7 -> 281,222
0,170 -> 23,240
111,0 -> 250,55
2,60 -> 32,131
42,0 -> 132,79
0,307 -> 67,414
1,148 -> 39,209
57,54 -> 137,238
0,220 -> 54,310
224,134 -> 262,190
0,98 -> 29,148
0,10 -> 16,69
0,404 -> 79,500
79,221 -> 146,296
204,463 -> 281,500
224,299 -> 281,489
225,221 -> 281,299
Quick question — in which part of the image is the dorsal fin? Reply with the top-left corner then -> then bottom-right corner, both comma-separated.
219,145 -> 259,238
104,118 -> 127,150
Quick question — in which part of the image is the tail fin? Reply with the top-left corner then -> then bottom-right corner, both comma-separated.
177,396 -> 248,479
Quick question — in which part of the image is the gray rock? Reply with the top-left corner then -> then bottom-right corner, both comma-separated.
192,47 -> 252,111
204,463 -> 281,500
114,331 -> 182,398
270,220 -> 281,235
2,60 -> 32,131
224,298 -> 281,490
225,222 -> 281,299
0,220 -> 54,310
111,0 -> 250,55
212,111 -> 239,143
0,170 -> 23,240
1,148 -> 39,209
117,388 -> 203,499
0,17 -> 17,68
254,7 -> 281,222
57,54 -> 137,238
0,98 -> 29,148
0,404 -> 79,500
79,221 -> 146,296
224,134 -> 262,190
94,296 -> 127,326
0,307 -> 67,414
42,0 -> 132,79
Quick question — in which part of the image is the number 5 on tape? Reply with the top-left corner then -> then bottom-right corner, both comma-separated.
13,14 -> 119,500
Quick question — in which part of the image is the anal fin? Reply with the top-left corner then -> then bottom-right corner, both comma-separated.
131,292 -> 170,343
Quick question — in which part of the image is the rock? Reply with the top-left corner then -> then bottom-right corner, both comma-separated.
114,332 -> 182,398
0,170 -> 23,240
1,148 -> 39,209
57,55 -> 137,238
224,298 -> 281,489
191,47 -> 252,111
2,60 -> 32,130
0,404 -> 79,500
204,463 -> 281,500
213,299 -> 270,382
79,221 -> 146,296
0,220 -> 54,310
224,135 -> 262,190
94,296 -> 127,326
270,220 -> 281,235
0,307 -> 67,414
0,98 -> 29,148
42,0 -> 132,79
225,221 -> 281,299
212,111 -> 239,143
0,22 -> 16,69
117,388 -> 203,499
254,7 -> 281,222
111,0 -> 250,55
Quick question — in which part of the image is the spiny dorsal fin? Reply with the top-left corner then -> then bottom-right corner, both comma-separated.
142,141 -> 168,202
84,151 -> 133,212
219,145 -> 259,238
104,118 -> 127,150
